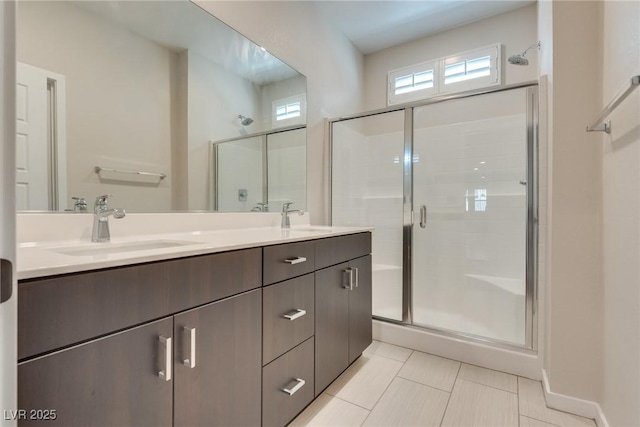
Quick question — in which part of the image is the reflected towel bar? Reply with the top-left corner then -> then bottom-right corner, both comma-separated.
94,166 -> 167,180
587,75 -> 640,134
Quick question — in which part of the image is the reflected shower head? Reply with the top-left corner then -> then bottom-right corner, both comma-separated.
238,115 -> 254,126
508,42 -> 540,66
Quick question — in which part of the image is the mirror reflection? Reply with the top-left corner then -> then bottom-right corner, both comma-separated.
214,126 -> 306,213
16,0 -> 307,213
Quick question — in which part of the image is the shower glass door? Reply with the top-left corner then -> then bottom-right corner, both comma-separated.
412,88 -> 530,345
332,111 -> 406,321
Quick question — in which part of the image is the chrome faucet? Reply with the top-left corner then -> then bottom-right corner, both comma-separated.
92,195 -> 126,242
72,197 -> 88,212
281,202 -> 303,229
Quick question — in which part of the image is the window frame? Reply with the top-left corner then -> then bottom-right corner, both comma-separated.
386,44 -> 502,106
440,44 -> 501,94
272,94 -> 306,128
387,60 -> 438,105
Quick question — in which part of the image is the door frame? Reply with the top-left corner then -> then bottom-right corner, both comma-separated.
329,81 -> 539,352
16,62 -> 67,211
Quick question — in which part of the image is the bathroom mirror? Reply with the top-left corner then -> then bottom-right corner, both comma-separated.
214,126 -> 307,213
15,0 -> 307,213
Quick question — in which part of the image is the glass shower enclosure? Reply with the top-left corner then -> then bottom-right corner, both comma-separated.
330,84 -> 537,348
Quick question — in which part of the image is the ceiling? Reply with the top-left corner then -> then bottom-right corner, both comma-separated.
312,0 -> 535,54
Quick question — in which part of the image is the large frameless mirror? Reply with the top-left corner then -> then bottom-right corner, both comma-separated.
16,0 -> 307,213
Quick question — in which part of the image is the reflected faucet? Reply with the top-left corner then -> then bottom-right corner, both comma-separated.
71,197 -> 88,212
251,202 -> 269,212
281,202 -> 303,229
92,195 -> 126,242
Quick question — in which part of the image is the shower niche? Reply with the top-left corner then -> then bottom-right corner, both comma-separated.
331,85 -> 537,349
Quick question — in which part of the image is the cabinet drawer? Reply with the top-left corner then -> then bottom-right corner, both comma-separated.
315,233 -> 371,270
262,338 -> 315,427
18,248 -> 261,360
263,241 -> 315,285
263,274 -> 314,365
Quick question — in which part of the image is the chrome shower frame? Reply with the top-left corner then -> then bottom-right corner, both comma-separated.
329,81 -> 539,352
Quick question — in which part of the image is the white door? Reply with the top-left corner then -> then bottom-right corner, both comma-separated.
15,63 -> 49,210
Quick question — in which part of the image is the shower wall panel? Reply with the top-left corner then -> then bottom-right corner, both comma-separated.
332,111 -> 405,321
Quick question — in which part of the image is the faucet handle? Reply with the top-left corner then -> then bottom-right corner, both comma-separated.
282,202 -> 293,212
95,194 -> 113,205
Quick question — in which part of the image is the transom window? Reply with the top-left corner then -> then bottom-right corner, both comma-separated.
388,44 -> 501,105
272,94 -> 306,127
276,101 -> 301,121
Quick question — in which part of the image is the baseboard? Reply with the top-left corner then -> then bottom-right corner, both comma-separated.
373,320 -> 542,379
541,369 -> 610,427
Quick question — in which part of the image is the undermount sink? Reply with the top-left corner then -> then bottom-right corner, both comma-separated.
51,240 -> 201,256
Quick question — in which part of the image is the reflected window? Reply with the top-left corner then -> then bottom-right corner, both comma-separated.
474,189 -> 487,212
276,102 -> 301,121
272,94 -> 306,127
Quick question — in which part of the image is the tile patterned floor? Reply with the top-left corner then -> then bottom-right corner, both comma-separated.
290,341 -> 597,427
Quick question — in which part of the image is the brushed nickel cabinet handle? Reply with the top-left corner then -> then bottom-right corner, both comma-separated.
158,336 -> 172,381
420,205 -> 427,229
282,378 -> 306,395
283,309 -> 307,321
183,327 -> 196,369
284,256 -> 307,265
354,267 -> 359,288
343,268 -> 354,290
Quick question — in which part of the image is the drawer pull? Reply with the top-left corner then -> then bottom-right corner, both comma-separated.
284,256 -> 307,265
282,378 -> 306,395
283,309 -> 307,321
158,336 -> 172,381
183,327 -> 196,369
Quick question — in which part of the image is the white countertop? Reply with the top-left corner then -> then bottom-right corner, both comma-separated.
17,225 -> 371,280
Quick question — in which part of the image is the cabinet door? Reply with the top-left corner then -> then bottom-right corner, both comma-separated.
349,255 -> 373,364
314,262 -> 350,395
173,289 -> 262,427
18,318 -> 173,427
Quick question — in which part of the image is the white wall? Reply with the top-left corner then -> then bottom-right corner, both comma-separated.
363,4 -> 538,110
194,0 -> 365,224
187,50 -> 264,210
539,0 -> 604,405
17,1 -> 176,212
600,1 -> 640,425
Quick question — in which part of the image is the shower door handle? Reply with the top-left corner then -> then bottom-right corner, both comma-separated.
419,205 -> 427,228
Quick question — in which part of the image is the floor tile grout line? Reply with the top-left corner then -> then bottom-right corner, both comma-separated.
329,394 -> 374,413
370,352 -> 414,410
363,351 -> 413,364
396,373 -> 456,394
519,378 -> 596,426
517,375 -> 521,426
455,376 -> 519,395
520,415 -> 565,427
360,347 -> 416,426
438,371 -> 458,427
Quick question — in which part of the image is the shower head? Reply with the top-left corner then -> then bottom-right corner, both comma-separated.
508,42 -> 540,66
508,54 -> 529,66
238,115 -> 254,126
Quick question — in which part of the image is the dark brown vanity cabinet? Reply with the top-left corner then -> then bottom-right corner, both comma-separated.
315,254 -> 372,395
18,318 -> 174,427
17,248 -> 262,427
17,233 -> 372,427
173,289 -> 262,427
